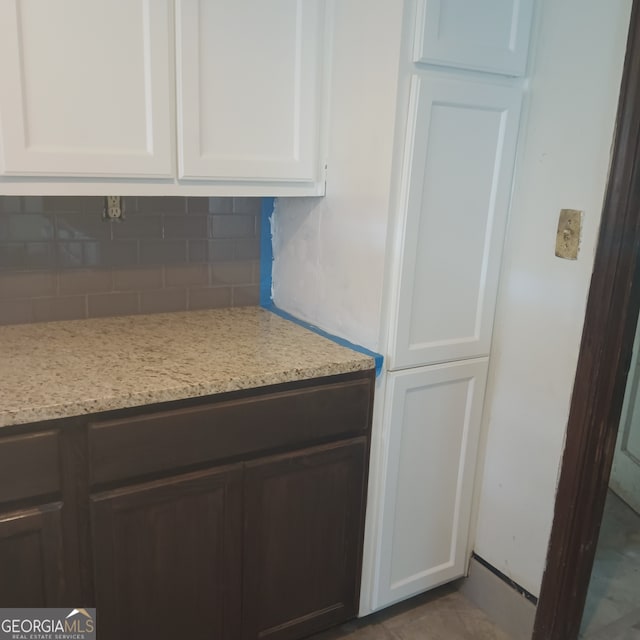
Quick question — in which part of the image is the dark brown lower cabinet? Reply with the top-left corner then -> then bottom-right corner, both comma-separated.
242,438 -> 368,640
0,429 -> 68,607
0,504 -> 65,607
91,465 -> 243,640
0,370 -> 374,640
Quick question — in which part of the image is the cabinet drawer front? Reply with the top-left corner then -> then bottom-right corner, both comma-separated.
88,377 -> 372,486
0,431 -> 60,503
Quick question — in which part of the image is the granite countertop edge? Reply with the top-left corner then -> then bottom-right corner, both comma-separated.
0,307 -> 375,429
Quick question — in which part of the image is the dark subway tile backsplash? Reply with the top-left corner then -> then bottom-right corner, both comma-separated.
0,299 -> 32,325
209,214 -> 257,238
58,269 -> 112,295
94,241 -> 139,268
164,264 -> 210,288
234,237 -> 261,260
188,286 -> 232,310
0,214 -> 54,242
140,288 -> 187,314
112,267 -> 164,292
0,196 -> 262,325
32,296 -> 86,323
232,197 -> 262,215
55,211 -> 112,240
206,239 -> 239,261
186,239 -> 209,263
233,285 -> 261,307
112,215 -> 163,239
88,292 -> 140,318
163,215 -> 208,239
0,271 -> 57,299
0,242 -> 55,270
136,196 -> 187,214
139,239 -> 187,265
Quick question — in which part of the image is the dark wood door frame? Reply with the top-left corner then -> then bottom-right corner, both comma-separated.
533,2 -> 640,638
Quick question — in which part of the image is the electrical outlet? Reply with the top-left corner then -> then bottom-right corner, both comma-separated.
103,196 -> 124,221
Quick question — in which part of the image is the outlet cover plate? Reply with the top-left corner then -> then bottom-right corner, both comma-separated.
556,209 -> 583,260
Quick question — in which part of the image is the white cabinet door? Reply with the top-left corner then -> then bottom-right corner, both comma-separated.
389,74 -> 522,370
176,0 -> 324,183
414,0 -> 534,76
0,0 -> 173,178
374,359 -> 488,609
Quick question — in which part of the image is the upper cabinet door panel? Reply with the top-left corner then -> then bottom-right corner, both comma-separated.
414,0 -> 534,76
176,0 -> 323,182
390,75 -> 522,370
0,1 -> 173,178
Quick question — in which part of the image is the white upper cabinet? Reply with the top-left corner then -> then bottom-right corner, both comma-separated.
0,1 -> 328,194
0,0 -> 173,178
389,74 -> 522,370
176,0 -> 324,183
414,0 -> 534,76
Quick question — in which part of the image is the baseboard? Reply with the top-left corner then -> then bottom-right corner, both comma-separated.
459,556 -> 537,640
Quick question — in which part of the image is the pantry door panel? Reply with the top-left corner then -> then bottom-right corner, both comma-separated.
390,74 -> 522,369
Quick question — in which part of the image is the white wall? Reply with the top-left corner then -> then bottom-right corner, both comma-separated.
473,0 -> 632,598
271,0 -> 404,351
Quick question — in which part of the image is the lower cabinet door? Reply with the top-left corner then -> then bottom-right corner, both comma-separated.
374,359 -> 489,609
0,503 -> 65,606
91,465 -> 243,640
242,438 -> 368,640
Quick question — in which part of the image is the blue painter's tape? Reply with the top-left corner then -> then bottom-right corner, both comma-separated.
259,197 -> 275,308
262,301 -> 384,377
259,196 -> 383,376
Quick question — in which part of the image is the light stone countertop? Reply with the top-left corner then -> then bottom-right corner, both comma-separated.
0,307 -> 375,428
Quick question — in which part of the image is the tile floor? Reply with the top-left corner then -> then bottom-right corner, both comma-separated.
309,585 -> 513,640
580,491 -> 640,639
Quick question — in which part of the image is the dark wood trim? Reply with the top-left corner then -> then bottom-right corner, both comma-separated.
533,2 -> 640,638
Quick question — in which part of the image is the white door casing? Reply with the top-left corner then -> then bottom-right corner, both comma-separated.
374,358 -> 489,608
176,0 -> 324,183
0,0 -> 173,178
389,73 -> 522,370
413,0 -> 535,76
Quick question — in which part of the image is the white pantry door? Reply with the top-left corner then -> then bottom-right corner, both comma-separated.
0,0 -> 173,178
374,358 -> 488,608
389,74 -> 522,370
610,317 -> 640,514
176,0 -> 324,183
